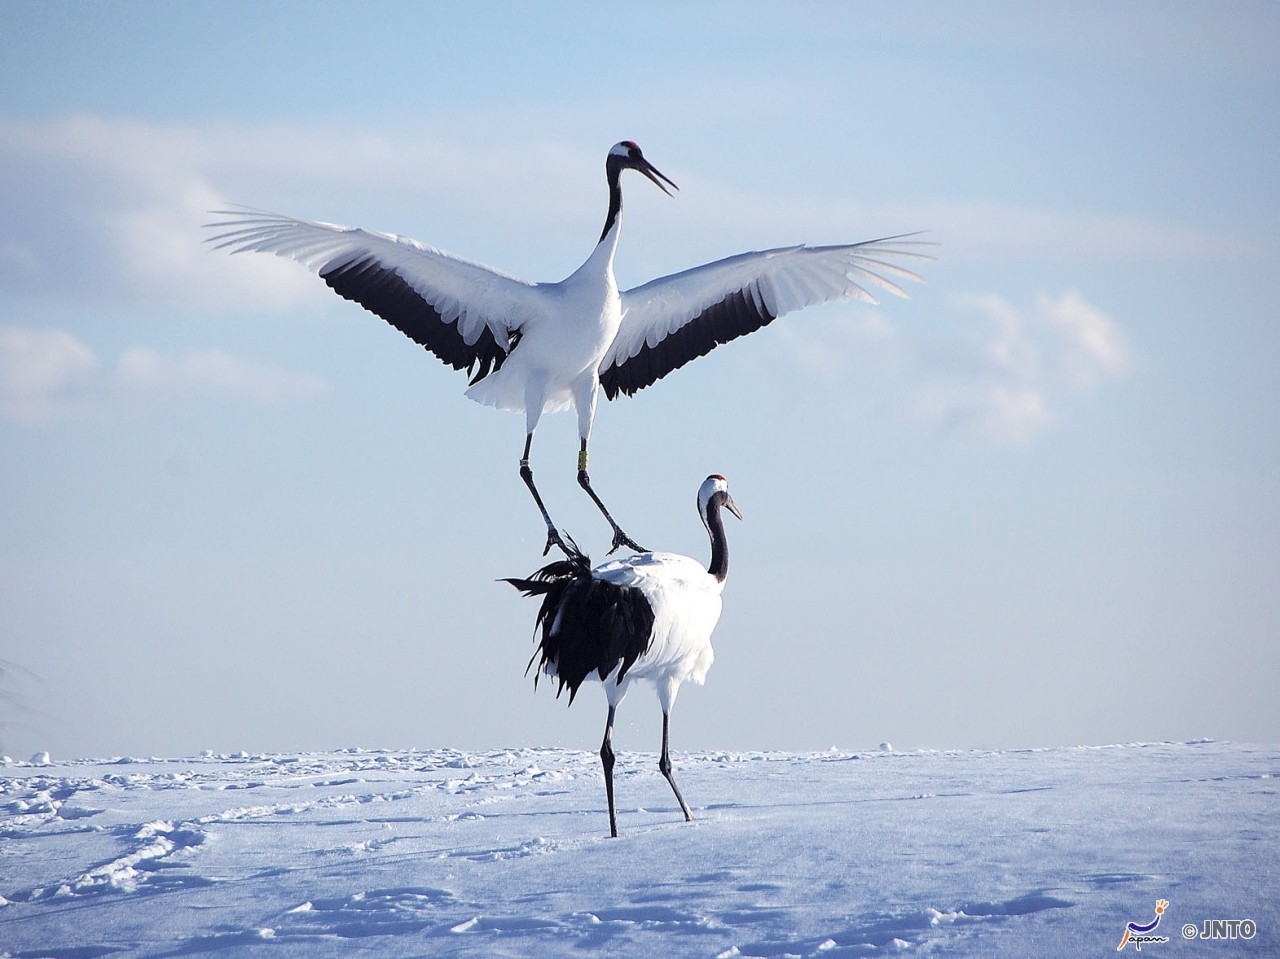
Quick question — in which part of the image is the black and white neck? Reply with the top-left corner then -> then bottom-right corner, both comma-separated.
697,473 -> 742,583
600,140 -> 678,243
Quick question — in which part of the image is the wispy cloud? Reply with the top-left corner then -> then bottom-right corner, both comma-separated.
0,114 -> 604,314
763,289 -> 1131,445
637,185 -> 1255,279
910,290 -> 1132,443
1,115 -> 325,313
0,325 -> 328,426
0,327 -> 101,426
911,382 -> 1053,446
902,200 -> 1255,264
1034,289 -> 1131,387
115,345 -> 329,406
0,114 -> 1256,320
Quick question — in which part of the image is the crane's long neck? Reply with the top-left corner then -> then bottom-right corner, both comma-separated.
705,499 -> 730,583
599,157 -> 626,244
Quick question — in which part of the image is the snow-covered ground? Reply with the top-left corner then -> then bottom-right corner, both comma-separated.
1,740 -> 1274,957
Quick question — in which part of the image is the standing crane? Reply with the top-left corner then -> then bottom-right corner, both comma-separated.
505,473 -> 741,837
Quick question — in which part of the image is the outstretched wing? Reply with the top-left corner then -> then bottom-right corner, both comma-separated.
601,234 -> 931,399
206,209 -> 542,384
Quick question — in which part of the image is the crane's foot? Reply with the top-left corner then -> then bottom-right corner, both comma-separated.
608,526 -> 647,556
543,526 -> 573,558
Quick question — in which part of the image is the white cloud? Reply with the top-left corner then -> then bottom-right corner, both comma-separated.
116,346 -> 328,406
749,289 -> 1129,446
913,290 -> 1131,444
966,292 -> 1042,380
772,309 -> 903,385
0,115 -> 330,313
0,114 -> 615,316
0,114 -> 1254,323
0,327 -> 100,425
0,325 -> 328,426
890,200 -> 1254,265
638,186 -> 1253,282
911,383 -> 1053,445
1035,290 -> 1131,388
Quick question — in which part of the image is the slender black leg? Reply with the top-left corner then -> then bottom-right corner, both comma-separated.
576,439 -> 646,555
600,705 -> 619,838
519,433 -> 571,557
659,711 -> 694,823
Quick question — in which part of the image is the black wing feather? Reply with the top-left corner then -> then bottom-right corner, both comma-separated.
321,254 -> 511,385
600,286 -> 776,399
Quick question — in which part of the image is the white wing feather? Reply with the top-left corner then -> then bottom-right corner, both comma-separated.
205,210 -> 542,350
601,235 -> 931,397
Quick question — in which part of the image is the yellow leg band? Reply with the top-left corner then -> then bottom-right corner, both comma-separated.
578,449 -> 589,472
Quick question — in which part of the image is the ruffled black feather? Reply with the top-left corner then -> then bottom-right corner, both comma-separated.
504,548 -> 655,704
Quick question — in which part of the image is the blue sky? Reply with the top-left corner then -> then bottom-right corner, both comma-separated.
2,1 -> 1277,759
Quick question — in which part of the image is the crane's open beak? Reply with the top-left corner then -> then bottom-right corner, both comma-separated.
638,158 -> 678,196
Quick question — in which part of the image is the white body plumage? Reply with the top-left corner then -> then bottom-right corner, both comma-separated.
464,223 -> 623,431
581,550 -> 722,711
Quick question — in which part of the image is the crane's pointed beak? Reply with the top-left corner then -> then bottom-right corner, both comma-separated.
724,493 -> 742,521
638,158 -> 678,196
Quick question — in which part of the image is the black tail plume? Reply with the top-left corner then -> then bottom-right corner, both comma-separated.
505,547 -> 654,704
